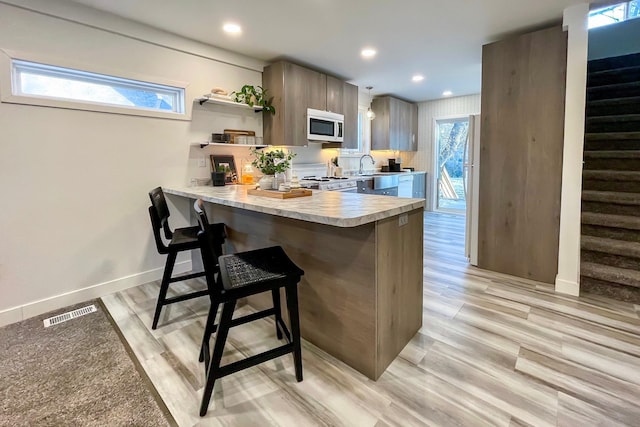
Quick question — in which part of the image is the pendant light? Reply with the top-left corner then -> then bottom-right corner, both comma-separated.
365,86 -> 376,120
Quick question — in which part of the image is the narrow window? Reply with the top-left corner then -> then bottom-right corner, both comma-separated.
11,59 -> 185,114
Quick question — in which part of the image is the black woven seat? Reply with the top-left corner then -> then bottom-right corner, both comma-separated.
194,199 -> 304,417
147,187 -> 226,329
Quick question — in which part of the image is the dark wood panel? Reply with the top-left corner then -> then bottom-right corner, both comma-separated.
478,25 -> 567,284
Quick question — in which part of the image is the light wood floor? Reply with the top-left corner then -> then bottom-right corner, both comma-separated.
102,212 -> 640,426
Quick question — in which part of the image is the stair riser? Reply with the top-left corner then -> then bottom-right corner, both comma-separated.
582,201 -> 640,217
586,121 -> 640,133
587,85 -> 640,101
582,250 -> 640,270
581,224 -> 640,242
588,53 -> 640,72
587,102 -> 640,116
580,276 -> 640,303
583,158 -> 640,170
582,179 -> 640,193
584,140 -> 640,151
588,68 -> 640,86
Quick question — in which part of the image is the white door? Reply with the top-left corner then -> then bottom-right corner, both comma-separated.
465,114 -> 480,266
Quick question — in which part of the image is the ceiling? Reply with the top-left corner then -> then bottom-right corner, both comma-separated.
66,0 -> 588,102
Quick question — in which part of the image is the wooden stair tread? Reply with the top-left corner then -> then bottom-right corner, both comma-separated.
582,190 -> 640,205
582,212 -> 640,230
581,235 -> 640,259
581,262 -> 640,289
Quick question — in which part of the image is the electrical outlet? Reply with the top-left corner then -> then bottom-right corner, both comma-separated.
399,214 -> 408,227
197,158 -> 207,168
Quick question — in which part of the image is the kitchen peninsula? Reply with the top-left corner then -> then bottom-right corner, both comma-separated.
164,185 -> 425,380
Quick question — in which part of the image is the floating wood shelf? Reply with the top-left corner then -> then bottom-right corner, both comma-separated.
194,142 -> 268,149
195,96 -> 263,112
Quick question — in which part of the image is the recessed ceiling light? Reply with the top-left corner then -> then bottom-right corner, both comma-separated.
412,75 -> 424,82
443,90 -> 453,97
223,23 -> 242,34
361,48 -> 377,58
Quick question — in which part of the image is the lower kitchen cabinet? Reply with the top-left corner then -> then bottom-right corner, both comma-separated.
412,172 -> 426,199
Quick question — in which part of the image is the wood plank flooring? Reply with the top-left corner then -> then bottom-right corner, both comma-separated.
102,212 -> 640,426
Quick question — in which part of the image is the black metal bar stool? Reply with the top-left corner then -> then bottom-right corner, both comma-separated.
194,199 -> 304,417
147,187 -> 226,329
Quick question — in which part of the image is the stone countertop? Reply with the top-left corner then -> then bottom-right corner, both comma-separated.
164,185 -> 425,228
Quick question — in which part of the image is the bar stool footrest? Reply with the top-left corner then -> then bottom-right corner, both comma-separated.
168,271 -> 205,283
210,343 -> 294,380
163,289 -> 208,305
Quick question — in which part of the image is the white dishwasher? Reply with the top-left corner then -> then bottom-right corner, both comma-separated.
397,174 -> 413,198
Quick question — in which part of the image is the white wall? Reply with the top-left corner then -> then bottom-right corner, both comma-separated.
588,16 -> 640,60
0,1 -> 266,324
414,94 -> 481,210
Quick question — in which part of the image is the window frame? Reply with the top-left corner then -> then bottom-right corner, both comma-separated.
0,49 -> 190,121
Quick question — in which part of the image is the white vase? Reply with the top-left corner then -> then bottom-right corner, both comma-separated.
258,175 -> 275,190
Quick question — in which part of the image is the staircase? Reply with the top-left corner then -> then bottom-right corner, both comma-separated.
582,52 -> 640,302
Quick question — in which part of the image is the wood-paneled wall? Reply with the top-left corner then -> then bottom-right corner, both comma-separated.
478,26 -> 568,284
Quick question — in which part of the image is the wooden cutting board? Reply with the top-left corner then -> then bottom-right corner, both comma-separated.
247,188 -> 312,199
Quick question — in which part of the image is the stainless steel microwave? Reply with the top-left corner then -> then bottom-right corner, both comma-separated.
307,108 -> 344,143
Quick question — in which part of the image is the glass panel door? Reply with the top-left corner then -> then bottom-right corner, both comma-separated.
436,117 -> 469,212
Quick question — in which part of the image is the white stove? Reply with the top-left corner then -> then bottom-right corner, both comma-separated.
299,176 -> 359,192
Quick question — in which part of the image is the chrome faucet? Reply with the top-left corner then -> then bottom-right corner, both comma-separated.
359,154 -> 375,175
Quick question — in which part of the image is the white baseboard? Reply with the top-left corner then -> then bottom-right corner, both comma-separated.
0,260 -> 192,327
555,277 -> 580,296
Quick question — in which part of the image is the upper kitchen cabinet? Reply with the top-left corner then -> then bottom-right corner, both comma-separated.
371,96 -> 418,151
341,82 -> 358,149
263,61 -> 358,147
326,75 -> 344,114
263,61 -> 326,146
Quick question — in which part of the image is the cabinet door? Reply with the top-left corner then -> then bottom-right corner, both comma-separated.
284,62 -> 327,146
326,75 -> 344,114
371,97 -> 391,150
341,82 -> 358,149
412,173 -> 426,198
409,103 -> 418,152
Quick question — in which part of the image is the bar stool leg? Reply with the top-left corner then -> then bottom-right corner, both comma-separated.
200,299 -> 236,417
199,300 -> 220,366
152,251 -> 177,330
271,289 -> 283,340
285,284 -> 303,382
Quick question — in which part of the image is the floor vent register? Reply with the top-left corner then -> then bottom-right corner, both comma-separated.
43,304 -> 97,328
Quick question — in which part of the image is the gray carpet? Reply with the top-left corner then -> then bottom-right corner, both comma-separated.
0,300 -> 175,426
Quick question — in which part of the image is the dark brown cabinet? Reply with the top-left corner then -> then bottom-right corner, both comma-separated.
371,96 -> 418,151
263,61 -> 358,147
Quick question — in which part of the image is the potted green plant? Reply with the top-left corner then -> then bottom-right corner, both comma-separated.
231,85 -> 276,114
251,148 -> 296,189
211,165 -> 227,187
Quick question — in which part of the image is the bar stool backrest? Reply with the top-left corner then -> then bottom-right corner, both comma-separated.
194,199 -> 225,292
148,187 -> 176,254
